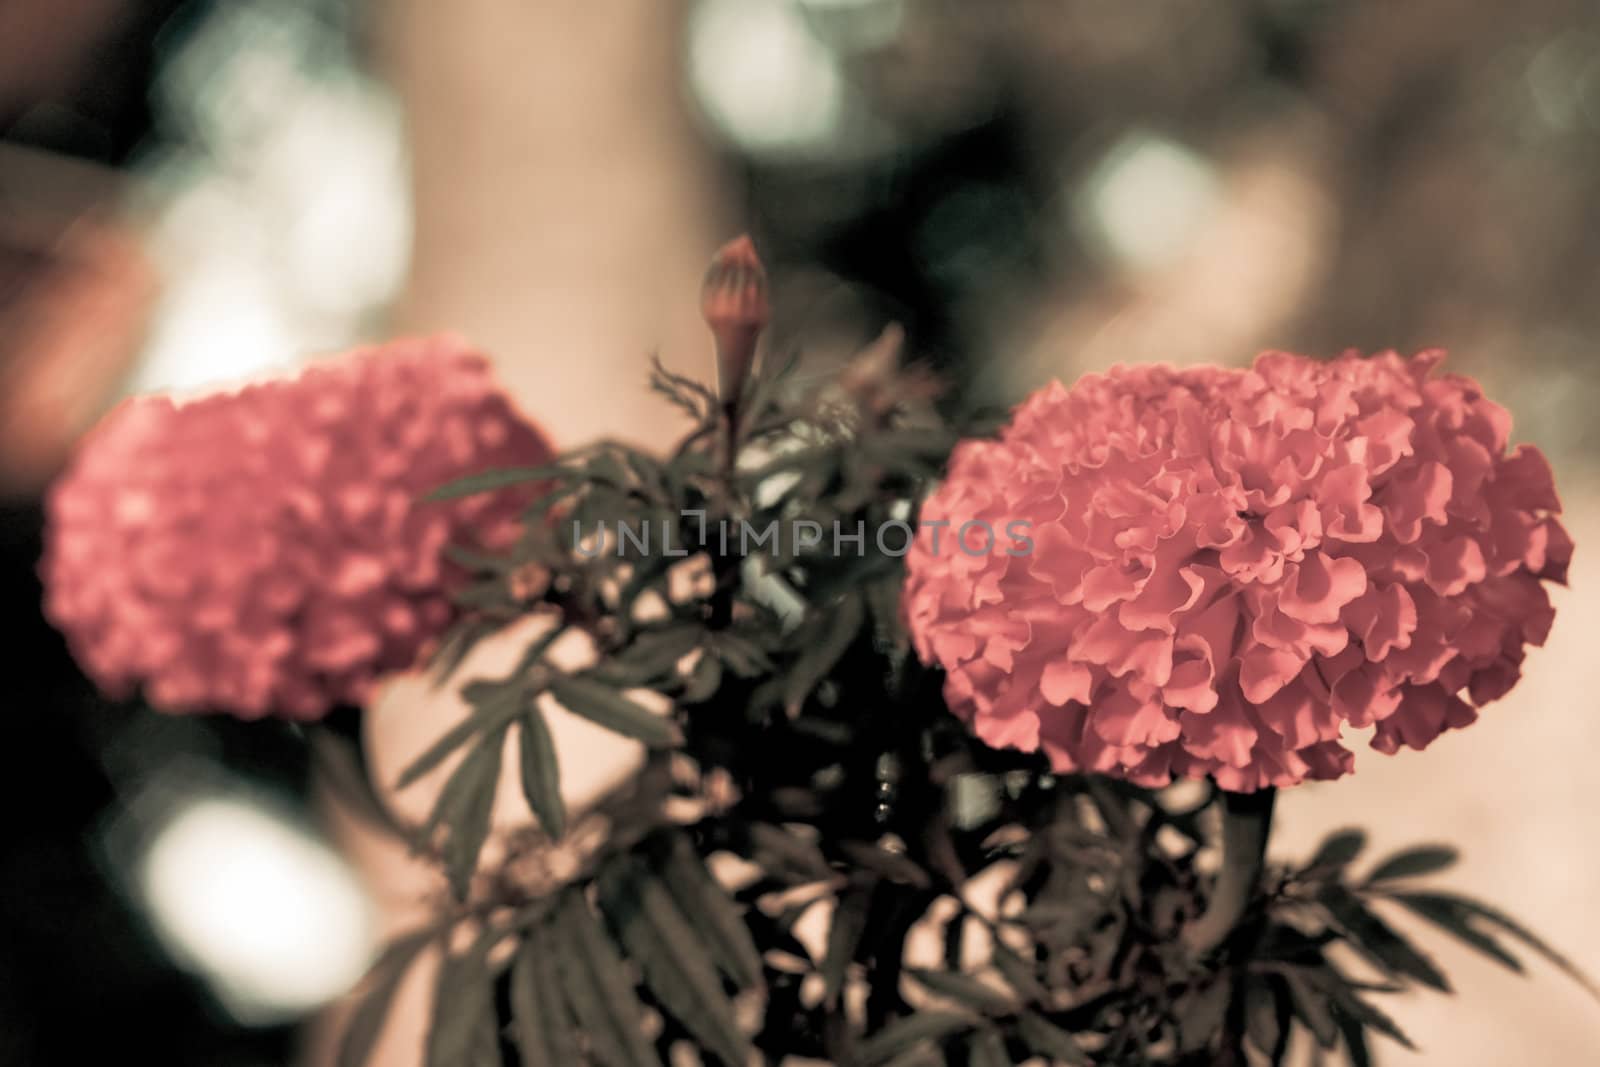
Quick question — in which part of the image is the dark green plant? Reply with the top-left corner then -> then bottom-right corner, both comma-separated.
331,249 -> 1592,1067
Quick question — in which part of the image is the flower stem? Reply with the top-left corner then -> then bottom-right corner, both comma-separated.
1183,786 -> 1276,958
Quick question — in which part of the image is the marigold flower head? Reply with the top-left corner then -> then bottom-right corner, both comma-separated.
42,336 -> 554,720
903,351 -> 1569,791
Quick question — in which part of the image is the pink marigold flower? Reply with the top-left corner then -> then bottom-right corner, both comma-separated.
903,351 -> 1570,791
42,336 -> 553,720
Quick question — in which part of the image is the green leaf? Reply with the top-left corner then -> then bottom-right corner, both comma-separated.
1363,845 -> 1459,884
510,929 -> 581,1067
1389,890 -> 1598,996
1016,1011 -> 1090,1064
338,927 -> 436,1067
966,1028 -> 1011,1067
1281,967 -> 1338,1049
587,450 -> 632,490
906,968 -> 1014,1014
680,651 -> 722,703
855,1011 -> 972,1066
552,890 -> 659,1067
1303,828 -> 1367,873
426,464 -> 562,501
1325,982 -> 1415,1051
398,681 -> 525,789
652,831 -> 764,989
425,934 -> 499,1067
428,617 -> 495,684
525,478 -> 582,520
451,574 -> 513,605
597,856 -> 752,1067
442,543 -> 515,575
1320,886 -> 1450,993
1386,891 -> 1522,973
822,884 -> 874,1003
989,941 -> 1049,1005
1243,976 -> 1290,1063
427,725 -> 508,901
594,625 -> 703,687
1334,1009 -> 1372,1067
748,821 -> 835,884
837,840 -> 931,888
518,705 -> 565,838
549,675 -> 682,747
782,590 -> 865,714
711,632 -> 773,678
1176,978 -> 1231,1054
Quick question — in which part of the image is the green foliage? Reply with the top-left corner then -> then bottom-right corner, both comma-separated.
336,350 -> 1596,1066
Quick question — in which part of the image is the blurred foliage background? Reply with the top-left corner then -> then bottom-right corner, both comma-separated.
2,1 -> 1598,1064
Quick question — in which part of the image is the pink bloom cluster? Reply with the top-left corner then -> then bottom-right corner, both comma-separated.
904,351 -> 1570,791
43,336 -> 553,720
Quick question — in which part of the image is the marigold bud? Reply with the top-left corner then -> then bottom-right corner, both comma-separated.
700,235 -> 769,409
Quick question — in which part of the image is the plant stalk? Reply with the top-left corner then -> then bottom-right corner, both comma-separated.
1183,786 -> 1276,958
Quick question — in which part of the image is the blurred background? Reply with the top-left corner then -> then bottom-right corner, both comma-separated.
2,0 -> 1598,1063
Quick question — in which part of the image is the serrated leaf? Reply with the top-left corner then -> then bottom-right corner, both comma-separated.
907,968 -> 1013,1014
989,941 -> 1049,1005
681,651 -> 722,703
1243,976 -> 1290,1063
442,543 -> 515,575
425,935 -> 498,1067
339,928 -> 436,1067
510,929 -> 581,1067
1304,828 -> 1366,873
1325,981 -> 1415,1051
1320,886 -> 1450,992
1335,1008 -> 1372,1067
1363,845 -> 1459,884
429,617 -> 495,684
712,632 -> 773,678
1281,968 -> 1338,1049
525,479 -> 581,520
782,591 -> 865,714
856,1011 -> 972,1066
822,884 -> 874,1003
748,822 -> 834,884
549,675 -> 682,747
878,1047 -> 942,1067
518,706 -> 565,838
966,1028 -> 1010,1067
652,831 -> 763,989
399,681 -> 525,789
1177,978 -> 1231,1054
451,576 -> 516,614
587,450 -> 632,490
837,840 -> 931,888
597,856 -> 752,1067
1016,1011 -> 1089,1065
595,624 -> 702,686
552,890 -> 659,1067
427,725 -> 508,901
426,464 -> 562,501
1386,891 -> 1523,974
1389,890 -> 1598,996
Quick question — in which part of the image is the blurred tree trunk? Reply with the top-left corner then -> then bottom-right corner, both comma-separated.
383,0 -> 729,446
306,5 -> 727,1065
